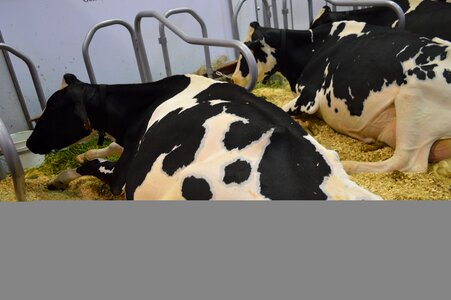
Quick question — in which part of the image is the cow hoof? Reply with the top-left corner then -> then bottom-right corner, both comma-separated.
76,153 -> 86,163
47,179 -> 69,190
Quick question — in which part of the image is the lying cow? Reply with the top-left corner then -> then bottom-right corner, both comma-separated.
231,21 -> 451,174
26,73 -> 381,200
311,0 -> 451,41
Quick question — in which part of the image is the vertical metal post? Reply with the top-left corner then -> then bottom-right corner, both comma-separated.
0,117 -> 26,201
271,0 -> 279,28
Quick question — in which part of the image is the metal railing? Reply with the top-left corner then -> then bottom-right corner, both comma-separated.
0,117 -> 26,201
82,19 -> 149,84
0,43 -> 46,112
134,10 -> 258,90
159,8 -> 212,78
324,0 -> 406,28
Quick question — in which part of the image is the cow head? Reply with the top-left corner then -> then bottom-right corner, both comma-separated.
231,22 -> 278,88
310,6 -> 333,28
26,74 -> 93,154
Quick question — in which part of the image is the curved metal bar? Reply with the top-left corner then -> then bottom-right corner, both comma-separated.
0,117 -> 26,201
1,32 -> 33,130
0,43 -> 46,110
232,0 -> 248,41
82,19 -> 149,84
159,8 -> 213,78
134,11 -> 258,90
324,0 -> 405,28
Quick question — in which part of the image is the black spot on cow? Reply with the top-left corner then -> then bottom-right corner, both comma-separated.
223,121 -> 265,150
258,127 -> 329,200
182,176 -> 212,200
223,159 -> 252,184
334,108 -> 338,113
326,92 -> 332,108
415,44 -> 447,65
444,69 -> 451,83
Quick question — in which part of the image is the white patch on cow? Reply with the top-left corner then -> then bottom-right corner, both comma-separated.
302,134 -> 382,200
348,87 -> 354,100
146,75 -> 222,131
308,29 -> 314,43
330,21 -> 367,40
231,26 -> 277,88
209,100 -> 230,106
133,108 -> 275,200
405,0 -> 423,14
396,45 -> 409,58
99,166 -> 114,174
432,37 -> 451,47
311,6 -> 327,26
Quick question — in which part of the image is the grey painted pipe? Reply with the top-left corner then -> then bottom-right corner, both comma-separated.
0,117 -> 26,201
0,32 -> 33,129
134,10 -> 258,91
82,19 -> 148,84
159,8 -> 213,78
0,43 -> 46,110
324,0 -> 405,28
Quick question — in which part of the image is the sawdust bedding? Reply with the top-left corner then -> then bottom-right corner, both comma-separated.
0,77 -> 450,201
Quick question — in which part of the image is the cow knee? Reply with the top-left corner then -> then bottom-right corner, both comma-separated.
429,139 -> 451,162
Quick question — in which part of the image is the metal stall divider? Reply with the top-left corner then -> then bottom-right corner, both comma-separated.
323,0 -> 406,28
159,8 -> 213,79
134,10 -> 258,91
82,19 -> 150,84
0,117 -> 25,201
1,31 -> 33,130
0,42 -> 46,201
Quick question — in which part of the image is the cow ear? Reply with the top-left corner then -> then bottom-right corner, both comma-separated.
250,22 -> 260,29
323,5 -> 331,12
60,73 -> 81,90
63,73 -> 80,85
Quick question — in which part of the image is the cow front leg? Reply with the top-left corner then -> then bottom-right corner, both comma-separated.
76,159 -> 117,186
76,142 -> 123,163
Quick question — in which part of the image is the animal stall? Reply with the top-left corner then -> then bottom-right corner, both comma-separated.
0,1 -> 449,200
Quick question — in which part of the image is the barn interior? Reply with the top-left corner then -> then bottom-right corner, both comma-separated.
0,0 -> 450,201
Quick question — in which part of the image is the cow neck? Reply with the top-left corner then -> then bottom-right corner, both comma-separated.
96,84 -> 107,146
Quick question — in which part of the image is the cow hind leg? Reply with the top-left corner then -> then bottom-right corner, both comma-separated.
47,168 -> 82,190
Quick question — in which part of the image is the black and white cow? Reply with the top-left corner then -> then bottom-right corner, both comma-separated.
26,73 -> 381,200
311,0 -> 451,41
231,21 -> 451,174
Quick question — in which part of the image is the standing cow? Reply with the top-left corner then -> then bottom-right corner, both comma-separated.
26,73 -> 381,200
231,21 -> 451,174
311,0 -> 451,41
